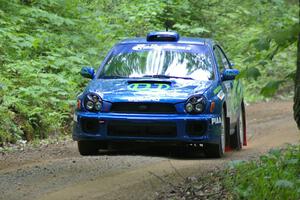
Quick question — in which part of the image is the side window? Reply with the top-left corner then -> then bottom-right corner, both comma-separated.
213,47 -> 225,73
218,46 -> 230,69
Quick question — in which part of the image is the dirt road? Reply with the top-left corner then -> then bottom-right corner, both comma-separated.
0,101 -> 299,200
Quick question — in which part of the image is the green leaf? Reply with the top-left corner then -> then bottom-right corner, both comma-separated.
228,160 -> 246,169
189,27 -> 210,34
254,37 -> 270,51
238,67 -> 261,80
284,159 -> 299,165
275,180 -> 294,189
260,80 -> 285,97
272,23 -> 299,47
285,70 -> 296,80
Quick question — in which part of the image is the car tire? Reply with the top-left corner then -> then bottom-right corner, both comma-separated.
205,110 -> 226,158
232,103 -> 246,150
78,141 -> 105,156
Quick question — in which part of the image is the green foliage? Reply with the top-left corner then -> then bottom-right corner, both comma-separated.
161,0 -> 298,100
238,67 -> 261,81
261,80 -> 286,97
225,145 -> 300,200
0,0 -> 298,144
0,0 -> 166,144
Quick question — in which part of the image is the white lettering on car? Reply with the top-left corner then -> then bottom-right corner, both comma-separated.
132,44 -> 192,51
126,96 -> 160,102
211,117 -> 222,125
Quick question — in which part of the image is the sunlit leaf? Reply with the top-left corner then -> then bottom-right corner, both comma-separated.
238,67 -> 261,80
275,180 -> 294,189
260,80 -> 285,97
254,37 -> 270,51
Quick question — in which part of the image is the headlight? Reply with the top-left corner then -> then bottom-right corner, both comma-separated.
185,103 -> 193,113
86,100 -> 94,110
185,95 -> 206,114
92,95 -> 99,102
195,103 -> 204,112
94,102 -> 102,111
84,93 -> 102,112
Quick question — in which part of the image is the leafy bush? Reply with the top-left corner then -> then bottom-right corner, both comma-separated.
0,0 -> 165,144
225,145 -> 300,200
0,0 -> 298,144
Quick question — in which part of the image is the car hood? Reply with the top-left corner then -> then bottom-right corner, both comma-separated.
85,79 -> 214,103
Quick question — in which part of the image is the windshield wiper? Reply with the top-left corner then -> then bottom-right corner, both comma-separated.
142,75 -> 194,80
100,75 -> 194,80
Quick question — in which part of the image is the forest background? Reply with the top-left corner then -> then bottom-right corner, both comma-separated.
0,0 -> 298,144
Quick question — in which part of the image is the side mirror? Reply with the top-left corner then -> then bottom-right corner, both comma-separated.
221,69 -> 239,81
81,67 -> 95,79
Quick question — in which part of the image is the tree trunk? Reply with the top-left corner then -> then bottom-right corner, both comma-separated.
293,0 -> 300,129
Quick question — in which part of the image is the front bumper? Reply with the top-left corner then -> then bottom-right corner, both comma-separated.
72,112 -> 222,145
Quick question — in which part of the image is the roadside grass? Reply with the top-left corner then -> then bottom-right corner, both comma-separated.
225,144 -> 300,200
0,134 -> 72,154
156,144 -> 300,200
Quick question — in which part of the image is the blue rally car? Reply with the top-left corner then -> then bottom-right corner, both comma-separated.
73,31 -> 247,158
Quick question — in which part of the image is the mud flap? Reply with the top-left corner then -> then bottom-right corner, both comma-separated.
242,104 -> 247,146
243,121 -> 247,146
225,117 -> 232,152
225,146 -> 233,152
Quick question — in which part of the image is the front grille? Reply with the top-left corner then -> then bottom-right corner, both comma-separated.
110,103 -> 176,114
81,118 -> 100,134
108,121 -> 177,137
186,121 -> 207,136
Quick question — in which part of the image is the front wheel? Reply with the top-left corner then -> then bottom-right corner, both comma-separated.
205,111 -> 226,158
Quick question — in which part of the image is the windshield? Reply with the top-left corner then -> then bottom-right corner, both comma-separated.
99,44 -> 215,81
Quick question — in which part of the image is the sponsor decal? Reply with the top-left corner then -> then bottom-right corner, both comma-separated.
128,83 -> 170,91
213,86 -> 222,94
132,44 -> 192,51
224,82 -> 231,90
211,117 -> 222,125
126,96 -> 160,102
217,90 -> 225,100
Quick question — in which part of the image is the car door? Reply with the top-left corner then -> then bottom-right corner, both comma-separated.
213,45 -> 236,124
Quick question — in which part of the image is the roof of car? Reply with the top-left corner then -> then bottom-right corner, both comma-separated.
118,37 -> 215,46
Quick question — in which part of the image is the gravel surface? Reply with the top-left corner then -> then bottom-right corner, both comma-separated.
0,100 -> 299,200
